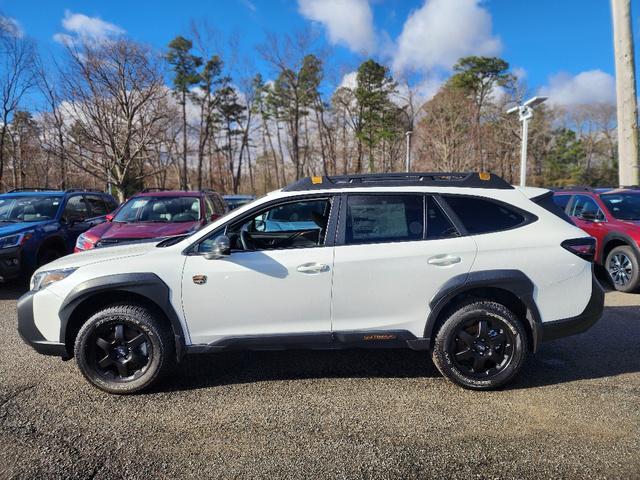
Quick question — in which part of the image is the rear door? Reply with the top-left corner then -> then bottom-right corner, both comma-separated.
567,194 -> 607,242
330,194 -> 477,337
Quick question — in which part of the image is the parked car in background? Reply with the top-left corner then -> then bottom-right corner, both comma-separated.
75,189 -> 226,252
553,186 -> 640,292
223,194 -> 256,211
0,188 -> 117,282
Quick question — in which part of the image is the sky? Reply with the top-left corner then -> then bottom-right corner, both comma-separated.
1,0 -> 639,108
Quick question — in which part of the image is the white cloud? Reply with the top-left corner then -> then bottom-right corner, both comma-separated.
392,0 -> 501,74
339,71 -> 358,90
298,0 -> 375,53
0,16 -> 24,38
53,10 -> 124,44
539,70 -> 616,106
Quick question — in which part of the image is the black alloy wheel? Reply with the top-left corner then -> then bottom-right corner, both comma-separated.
449,316 -> 514,379
89,322 -> 152,382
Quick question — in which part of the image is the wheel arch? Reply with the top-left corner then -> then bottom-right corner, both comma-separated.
37,235 -> 68,261
425,270 -> 542,353
58,273 -> 187,361
601,232 -> 639,265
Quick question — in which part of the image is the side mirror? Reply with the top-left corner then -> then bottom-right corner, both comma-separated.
204,235 -> 231,260
578,211 -> 600,222
106,214 -> 114,222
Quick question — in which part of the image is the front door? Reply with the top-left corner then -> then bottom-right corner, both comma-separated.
182,196 -> 336,345
330,194 -> 477,337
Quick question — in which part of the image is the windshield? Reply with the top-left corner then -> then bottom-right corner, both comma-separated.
114,196 -> 201,223
0,196 -> 62,223
600,193 -> 640,221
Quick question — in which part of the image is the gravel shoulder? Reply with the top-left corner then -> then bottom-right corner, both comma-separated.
0,284 -> 638,479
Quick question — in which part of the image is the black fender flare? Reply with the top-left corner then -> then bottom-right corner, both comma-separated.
424,269 -> 543,352
58,272 -> 187,360
36,234 -> 68,260
600,231 -> 640,265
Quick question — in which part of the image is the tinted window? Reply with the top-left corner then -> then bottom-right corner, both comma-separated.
0,196 -> 61,222
443,195 -> 526,234
601,193 -> 640,221
345,195 -> 423,245
427,197 -> 459,239
569,195 -> 605,221
553,194 -> 571,210
63,196 -> 89,221
85,194 -> 108,216
114,196 -> 201,223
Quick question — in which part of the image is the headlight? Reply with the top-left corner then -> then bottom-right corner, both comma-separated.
0,231 -> 32,249
75,233 -> 97,251
30,268 -> 78,291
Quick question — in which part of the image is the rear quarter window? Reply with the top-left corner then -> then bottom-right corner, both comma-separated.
442,195 -> 530,235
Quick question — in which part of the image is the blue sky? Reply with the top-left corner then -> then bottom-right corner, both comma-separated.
1,0 -> 638,106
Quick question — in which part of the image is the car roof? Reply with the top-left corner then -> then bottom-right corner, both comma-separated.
223,194 -> 255,199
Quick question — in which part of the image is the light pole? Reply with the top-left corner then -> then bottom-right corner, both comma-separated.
405,130 -> 412,172
507,96 -> 547,187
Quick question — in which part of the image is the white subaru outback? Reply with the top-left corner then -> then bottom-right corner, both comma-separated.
18,173 -> 604,394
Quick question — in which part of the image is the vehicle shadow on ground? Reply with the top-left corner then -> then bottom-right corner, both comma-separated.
155,304 -> 640,393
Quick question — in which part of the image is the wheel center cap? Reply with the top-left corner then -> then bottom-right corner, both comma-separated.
114,346 -> 129,359
475,342 -> 487,353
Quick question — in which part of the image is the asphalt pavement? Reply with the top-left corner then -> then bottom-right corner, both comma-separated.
0,284 -> 638,479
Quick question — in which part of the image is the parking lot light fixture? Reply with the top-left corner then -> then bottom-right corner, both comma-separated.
507,96 -> 547,187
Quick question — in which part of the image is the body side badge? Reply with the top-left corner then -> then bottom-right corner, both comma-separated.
192,275 -> 207,285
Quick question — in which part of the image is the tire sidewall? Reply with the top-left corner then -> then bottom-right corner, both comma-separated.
74,306 -> 167,394
433,302 -> 527,390
606,246 -> 640,293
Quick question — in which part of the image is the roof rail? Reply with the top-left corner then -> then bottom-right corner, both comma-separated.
141,188 -> 170,193
65,188 -> 104,194
282,172 -> 513,192
200,188 -> 218,194
6,187 -> 58,193
552,186 -> 593,192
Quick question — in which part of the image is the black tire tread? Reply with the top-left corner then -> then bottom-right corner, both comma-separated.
74,303 -> 173,395
432,300 -> 527,391
605,245 -> 640,293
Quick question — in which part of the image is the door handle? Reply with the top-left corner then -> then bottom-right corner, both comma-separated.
428,254 -> 462,267
297,262 -> 330,274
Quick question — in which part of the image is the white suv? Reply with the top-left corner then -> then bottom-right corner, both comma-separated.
18,173 -> 604,394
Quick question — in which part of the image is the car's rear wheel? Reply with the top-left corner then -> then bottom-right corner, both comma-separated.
432,301 -> 527,390
74,304 -> 173,394
605,245 -> 640,293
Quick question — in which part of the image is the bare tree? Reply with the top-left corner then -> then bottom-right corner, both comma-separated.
0,18 -> 36,188
59,39 -> 171,200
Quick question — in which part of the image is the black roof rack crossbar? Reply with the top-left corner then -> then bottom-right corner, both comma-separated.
141,188 -> 171,193
65,188 -> 105,193
282,172 -> 513,191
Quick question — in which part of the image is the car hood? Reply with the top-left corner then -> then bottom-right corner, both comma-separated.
35,241 -> 158,273
0,221 -> 42,235
97,221 -> 199,240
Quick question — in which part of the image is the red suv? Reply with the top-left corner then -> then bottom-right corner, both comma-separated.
75,189 -> 227,252
553,187 -> 640,292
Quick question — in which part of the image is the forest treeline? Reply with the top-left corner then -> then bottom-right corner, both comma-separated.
0,19 -> 618,200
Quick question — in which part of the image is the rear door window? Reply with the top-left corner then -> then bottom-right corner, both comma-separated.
553,194 -> 572,211
426,197 -> 459,239
442,195 -> 527,235
345,195 -> 423,245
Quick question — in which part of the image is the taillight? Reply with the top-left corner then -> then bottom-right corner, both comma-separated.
561,237 -> 596,262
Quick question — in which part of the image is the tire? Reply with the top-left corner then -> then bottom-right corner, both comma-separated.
74,304 -> 173,394
38,247 -> 62,267
432,301 -> 527,390
605,245 -> 640,293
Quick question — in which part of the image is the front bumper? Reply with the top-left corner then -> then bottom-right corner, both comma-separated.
0,246 -> 22,281
17,290 -> 69,358
540,275 -> 605,342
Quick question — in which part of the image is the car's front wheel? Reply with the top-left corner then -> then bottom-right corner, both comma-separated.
432,301 -> 527,390
605,245 -> 640,293
74,304 -> 173,394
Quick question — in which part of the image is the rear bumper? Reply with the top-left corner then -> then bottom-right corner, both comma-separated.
17,290 -> 69,358
540,275 -> 605,342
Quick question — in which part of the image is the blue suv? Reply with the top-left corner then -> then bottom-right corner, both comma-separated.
0,189 -> 118,282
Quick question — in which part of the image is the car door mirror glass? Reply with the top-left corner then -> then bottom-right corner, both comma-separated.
204,235 -> 231,259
